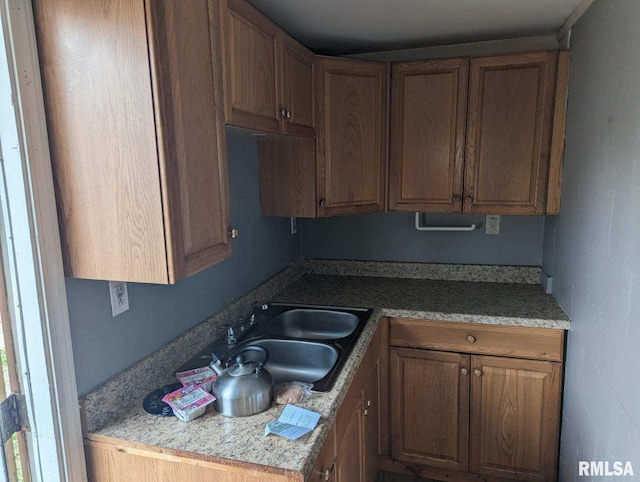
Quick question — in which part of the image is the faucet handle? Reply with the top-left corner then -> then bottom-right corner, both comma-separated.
226,324 -> 236,345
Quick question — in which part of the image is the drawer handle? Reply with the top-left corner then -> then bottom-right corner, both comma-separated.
461,368 -> 468,376
467,335 -> 476,343
474,369 -> 483,377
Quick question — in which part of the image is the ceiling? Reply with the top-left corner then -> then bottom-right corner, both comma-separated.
246,0 -> 584,55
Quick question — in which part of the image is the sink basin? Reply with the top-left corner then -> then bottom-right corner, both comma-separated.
233,339 -> 339,384
265,309 -> 359,340
178,303 -> 373,392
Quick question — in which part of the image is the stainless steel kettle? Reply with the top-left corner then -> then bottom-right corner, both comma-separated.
210,345 -> 273,417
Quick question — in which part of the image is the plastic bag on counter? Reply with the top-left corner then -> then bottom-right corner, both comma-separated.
274,381 -> 313,405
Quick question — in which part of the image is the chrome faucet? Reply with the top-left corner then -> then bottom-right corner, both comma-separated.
225,324 -> 236,345
225,304 -> 268,345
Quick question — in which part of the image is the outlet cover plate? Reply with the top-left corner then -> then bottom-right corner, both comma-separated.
109,281 -> 129,317
485,215 -> 501,235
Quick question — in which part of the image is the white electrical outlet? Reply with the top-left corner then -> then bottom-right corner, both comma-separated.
109,281 -> 129,317
290,217 -> 297,235
485,215 -> 501,235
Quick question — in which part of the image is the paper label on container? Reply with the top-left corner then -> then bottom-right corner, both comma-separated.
265,404 -> 321,440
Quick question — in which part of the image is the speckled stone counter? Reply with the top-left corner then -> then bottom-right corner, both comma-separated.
89,309 -> 385,480
88,272 -> 568,480
274,274 -> 569,329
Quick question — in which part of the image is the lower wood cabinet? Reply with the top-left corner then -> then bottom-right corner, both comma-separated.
388,319 -> 564,482
311,325 -> 381,482
391,349 -> 469,472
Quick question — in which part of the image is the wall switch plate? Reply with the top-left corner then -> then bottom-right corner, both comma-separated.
485,215 -> 501,235
290,217 -> 297,235
109,281 -> 129,317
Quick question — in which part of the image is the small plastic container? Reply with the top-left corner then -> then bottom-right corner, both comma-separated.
161,384 -> 216,421
176,366 -> 217,392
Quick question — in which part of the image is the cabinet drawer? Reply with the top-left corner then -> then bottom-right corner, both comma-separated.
389,318 -> 564,362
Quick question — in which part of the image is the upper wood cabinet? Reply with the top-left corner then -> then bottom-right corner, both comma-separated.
390,51 -> 567,215
219,0 -> 316,136
34,0 -> 232,284
316,58 -> 388,217
465,52 -> 557,215
259,58 -> 388,218
389,59 -> 468,213
279,32 -> 316,137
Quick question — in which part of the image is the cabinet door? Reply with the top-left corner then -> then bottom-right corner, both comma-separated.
147,0 -> 232,283
317,58 -> 387,217
464,52 -> 557,214
335,403 -> 363,482
34,0 -> 169,283
389,59 -> 468,213
391,348 -> 470,472
470,356 -> 562,481
220,0 -> 281,132
280,32 -> 316,137
309,425 -> 337,482
362,358 -> 380,482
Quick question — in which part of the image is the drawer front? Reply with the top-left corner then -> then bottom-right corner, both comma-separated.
389,318 -> 564,362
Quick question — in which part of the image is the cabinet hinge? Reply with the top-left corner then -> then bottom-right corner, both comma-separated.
0,394 -> 29,443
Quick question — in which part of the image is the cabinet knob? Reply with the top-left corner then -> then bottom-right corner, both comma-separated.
474,369 -> 483,377
467,335 -> 476,343
319,199 -> 327,208
366,400 -> 371,407
286,110 -> 292,119
452,195 -> 462,203
363,408 -> 368,416
464,196 -> 473,204
228,228 -> 239,239
461,368 -> 468,376
280,108 -> 287,118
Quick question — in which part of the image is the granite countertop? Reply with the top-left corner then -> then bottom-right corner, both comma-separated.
89,273 -> 569,480
274,274 -> 570,329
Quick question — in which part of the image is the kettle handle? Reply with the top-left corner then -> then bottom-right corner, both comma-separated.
226,345 -> 269,373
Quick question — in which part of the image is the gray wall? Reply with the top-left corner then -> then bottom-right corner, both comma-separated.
67,136 -> 299,395
301,213 -> 545,266
543,0 -> 640,476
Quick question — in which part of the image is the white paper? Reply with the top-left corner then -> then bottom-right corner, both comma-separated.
265,404 -> 321,440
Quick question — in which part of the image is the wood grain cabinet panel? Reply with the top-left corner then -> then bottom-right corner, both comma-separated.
34,0 -> 231,284
280,32 -> 316,137
259,57 -> 388,218
389,59 -> 468,213
464,52 -> 558,214
308,425 -> 337,482
389,51 -> 567,216
470,356 -> 562,481
219,0 -> 316,136
387,319 -> 564,481
391,348 -> 469,472
317,58 -> 388,217
220,0 -> 281,132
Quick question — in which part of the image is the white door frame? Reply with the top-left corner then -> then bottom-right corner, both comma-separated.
0,0 -> 87,481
